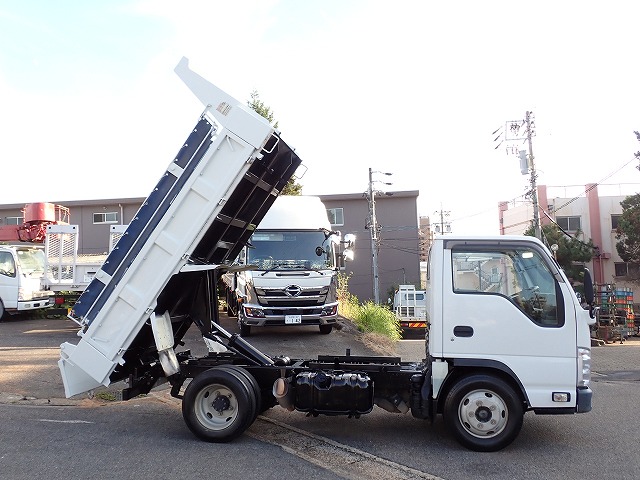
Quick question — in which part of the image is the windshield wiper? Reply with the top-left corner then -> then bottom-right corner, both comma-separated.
260,263 -> 288,275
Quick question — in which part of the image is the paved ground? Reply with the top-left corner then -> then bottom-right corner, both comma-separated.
590,333 -> 640,377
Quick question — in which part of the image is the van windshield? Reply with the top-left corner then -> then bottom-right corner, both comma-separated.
16,248 -> 46,275
247,230 -> 332,270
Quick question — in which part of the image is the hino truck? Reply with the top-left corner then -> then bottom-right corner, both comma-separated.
58,58 -> 594,452
221,195 -> 354,336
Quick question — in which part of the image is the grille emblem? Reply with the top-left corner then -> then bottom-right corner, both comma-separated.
284,285 -> 302,297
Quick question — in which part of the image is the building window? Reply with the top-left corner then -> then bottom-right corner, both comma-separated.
93,212 -> 118,224
556,216 -> 581,232
5,216 -> 23,225
326,208 -> 344,226
615,262 -> 640,277
611,214 -> 622,230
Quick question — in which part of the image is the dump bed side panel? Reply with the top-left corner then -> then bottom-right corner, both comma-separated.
59,62 -> 302,397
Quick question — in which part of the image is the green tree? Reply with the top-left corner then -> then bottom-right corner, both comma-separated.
616,193 -> 640,264
247,90 -> 302,196
524,223 -> 595,282
614,131 -> 640,279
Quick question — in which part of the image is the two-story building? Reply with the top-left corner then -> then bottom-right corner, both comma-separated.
499,183 -> 640,291
0,191 -> 421,303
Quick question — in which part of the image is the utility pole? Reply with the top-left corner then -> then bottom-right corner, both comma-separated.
525,111 -> 541,240
368,168 -> 380,304
367,168 -> 393,304
434,205 -> 451,234
493,111 -> 541,239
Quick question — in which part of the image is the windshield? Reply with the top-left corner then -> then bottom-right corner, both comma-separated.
247,230 -> 333,270
16,248 -> 46,275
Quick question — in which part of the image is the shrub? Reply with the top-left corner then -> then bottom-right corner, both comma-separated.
337,273 -> 401,341
354,301 -> 402,341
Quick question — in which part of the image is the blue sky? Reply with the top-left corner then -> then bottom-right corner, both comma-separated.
1,0 -> 639,234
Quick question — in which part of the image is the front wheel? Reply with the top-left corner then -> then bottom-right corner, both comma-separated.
319,324 -> 333,334
443,374 -> 523,452
0,300 -> 5,320
239,321 -> 251,337
182,367 -> 258,442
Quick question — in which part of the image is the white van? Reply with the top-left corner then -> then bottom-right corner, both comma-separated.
0,244 -> 52,319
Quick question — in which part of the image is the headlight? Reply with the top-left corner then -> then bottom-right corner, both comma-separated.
577,347 -> 591,387
243,306 -> 265,318
18,287 -> 32,301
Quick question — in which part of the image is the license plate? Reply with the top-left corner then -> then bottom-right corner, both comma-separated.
285,314 -> 302,324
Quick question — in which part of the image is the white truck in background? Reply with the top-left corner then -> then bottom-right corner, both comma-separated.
393,284 -> 427,333
221,195 -> 354,336
0,244 -> 52,319
57,58 -> 595,452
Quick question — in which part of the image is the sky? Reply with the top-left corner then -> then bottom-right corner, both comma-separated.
1,0 -> 639,235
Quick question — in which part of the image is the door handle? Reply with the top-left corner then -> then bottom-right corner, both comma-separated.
453,325 -> 474,337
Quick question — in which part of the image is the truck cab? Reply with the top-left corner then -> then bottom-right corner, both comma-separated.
0,244 -> 52,319
223,195 -> 354,336
425,235 -> 594,450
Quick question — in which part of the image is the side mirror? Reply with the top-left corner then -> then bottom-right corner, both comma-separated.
343,233 -> 355,248
343,248 -> 354,262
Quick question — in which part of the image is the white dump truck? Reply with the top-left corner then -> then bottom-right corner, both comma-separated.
0,243 -> 52,319
221,195 -> 354,336
393,284 -> 427,333
58,58 -> 594,452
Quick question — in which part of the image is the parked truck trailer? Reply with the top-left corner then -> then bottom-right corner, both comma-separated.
58,58 -> 594,452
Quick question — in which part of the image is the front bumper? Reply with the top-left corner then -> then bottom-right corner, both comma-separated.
17,296 -> 53,311
576,386 -> 593,413
240,303 -> 338,327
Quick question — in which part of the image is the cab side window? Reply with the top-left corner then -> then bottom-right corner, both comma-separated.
0,252 -> 16,278
452,247 -> 563,327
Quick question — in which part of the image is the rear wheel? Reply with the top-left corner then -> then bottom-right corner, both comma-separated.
443,374 -> 523,452
217,365 -> 266,415
182,367 -> 257,442
319,324 -> 333,334
0,300 -> 5,320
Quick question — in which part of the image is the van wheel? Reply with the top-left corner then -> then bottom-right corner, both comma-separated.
443,374 -> 523,452
0,300 -> 5,320
182,367 -> 257,442
319,324 -> 333,334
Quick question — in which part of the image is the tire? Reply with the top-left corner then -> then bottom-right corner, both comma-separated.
443,374 -> 523,452
239,322 -> 251,337
319,324 -> 333,334
216,365 -> 264,416
182,367 -> 257,442
0,300 -> 5,321
224,291 -> 231,315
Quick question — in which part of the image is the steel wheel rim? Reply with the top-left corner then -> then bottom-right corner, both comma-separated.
458,389 -> 508,439
194,383 -> 239,430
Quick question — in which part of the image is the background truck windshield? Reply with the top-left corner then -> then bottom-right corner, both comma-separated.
16,248 -> 46,275
247,231 -> 332,270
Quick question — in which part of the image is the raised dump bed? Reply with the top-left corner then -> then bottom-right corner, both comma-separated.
59,58 -> 301,396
